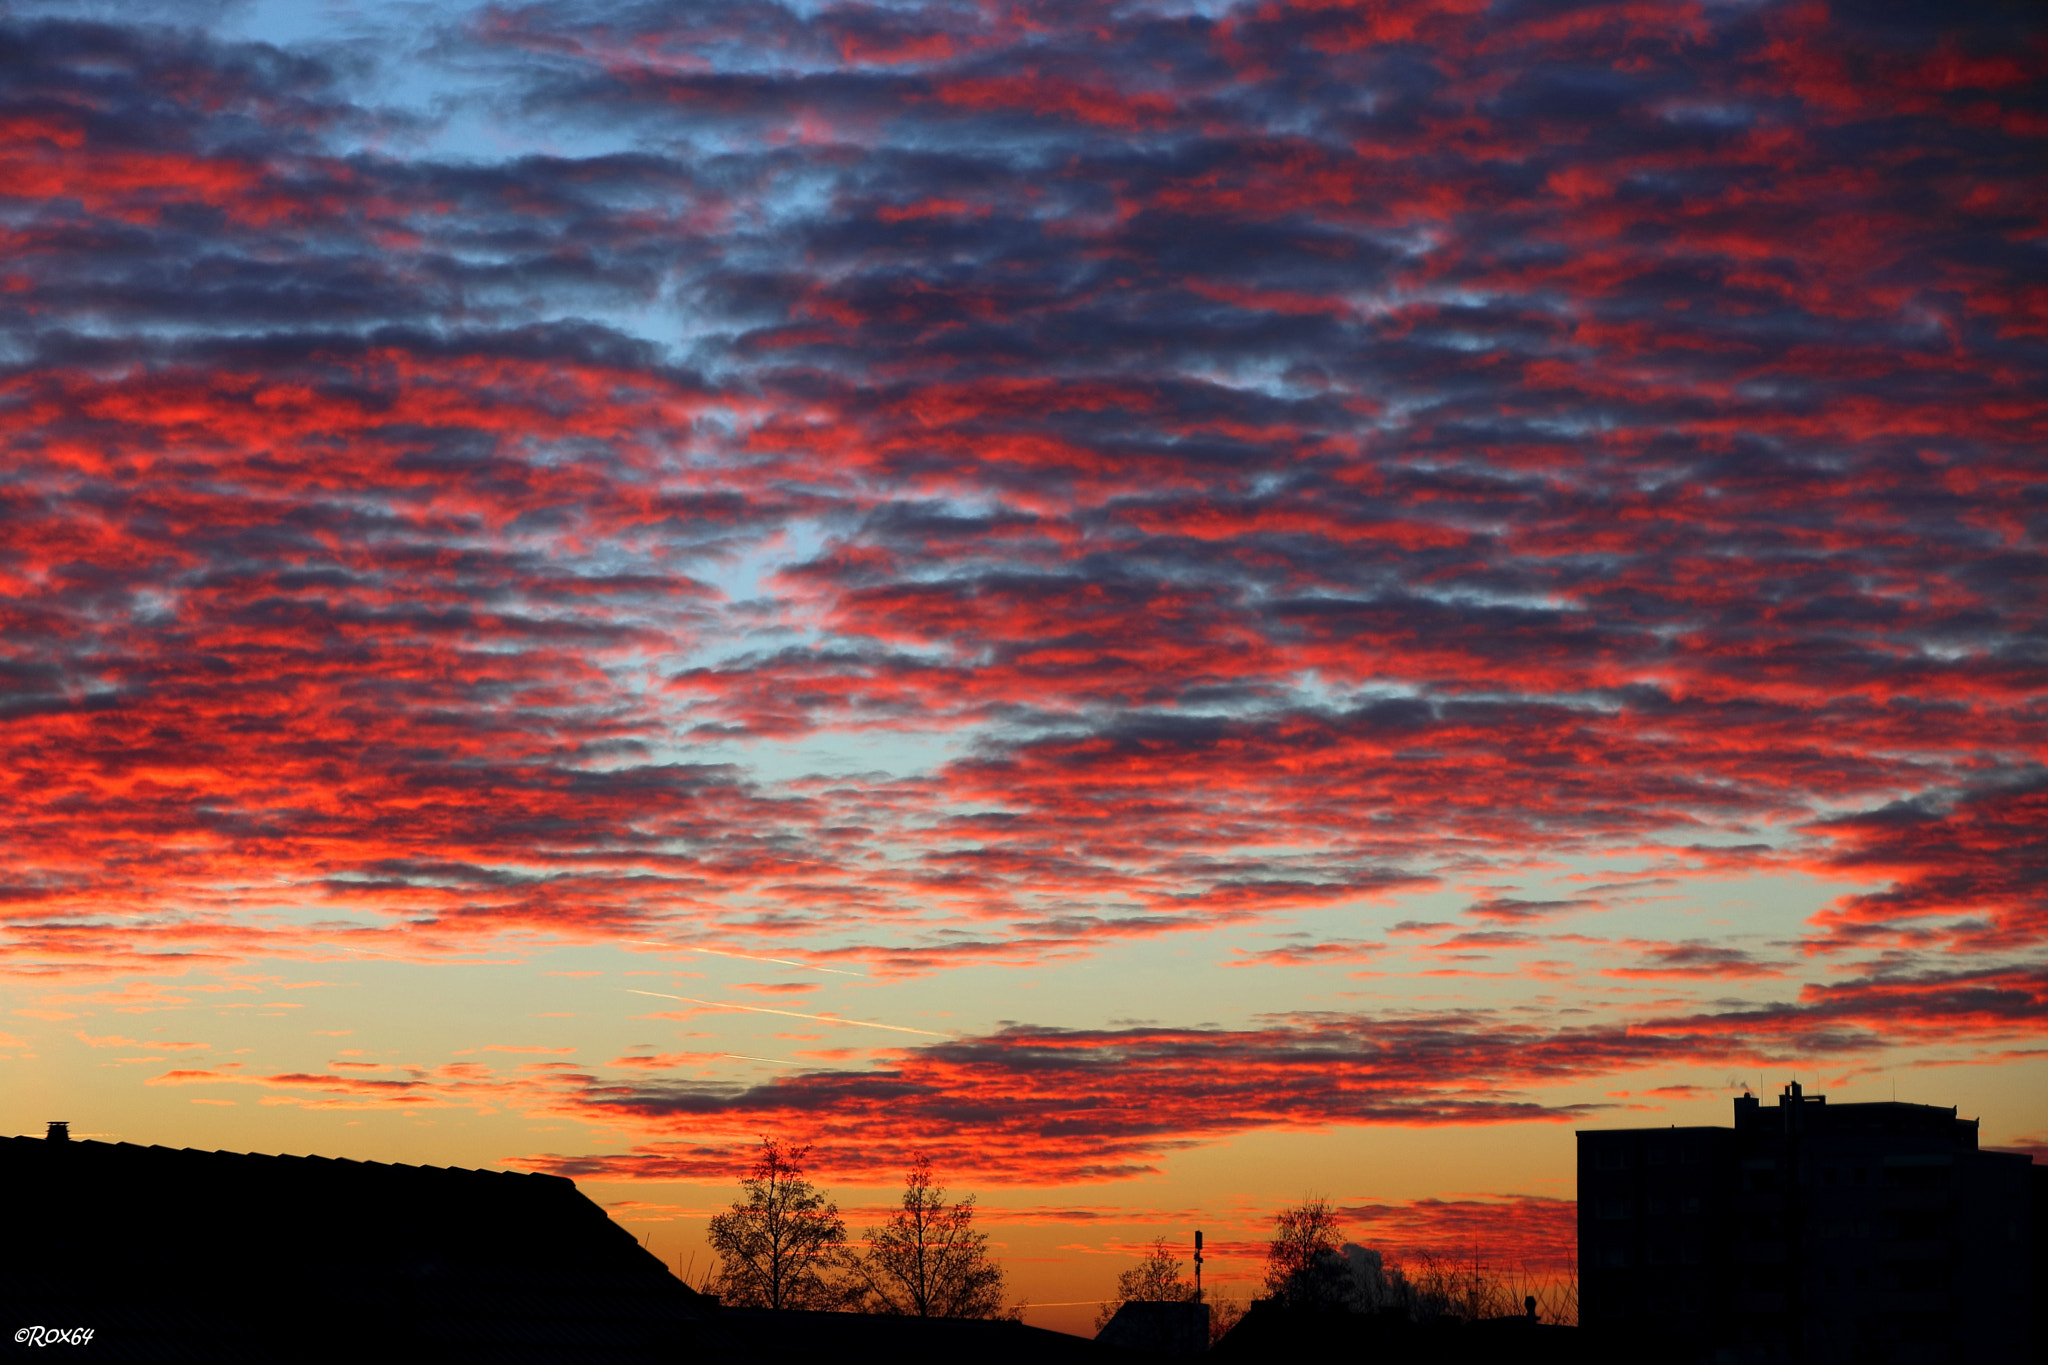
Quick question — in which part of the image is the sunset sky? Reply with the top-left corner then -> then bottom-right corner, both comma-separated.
2,0 -> 2043,1335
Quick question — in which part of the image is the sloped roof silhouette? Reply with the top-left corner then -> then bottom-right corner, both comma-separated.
1,1134 -> 739,1364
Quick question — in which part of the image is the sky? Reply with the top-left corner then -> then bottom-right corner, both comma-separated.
1,0 -> 2043,1335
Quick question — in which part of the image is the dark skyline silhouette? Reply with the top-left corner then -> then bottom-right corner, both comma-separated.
1579,1083 -> 2038,1363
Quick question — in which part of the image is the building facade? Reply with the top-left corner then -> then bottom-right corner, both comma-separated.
1578,1083 -> 2035,1364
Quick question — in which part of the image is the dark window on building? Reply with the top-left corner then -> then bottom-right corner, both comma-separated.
1895,1211 -> 1947,1239
1897,1312 -> 1951,1343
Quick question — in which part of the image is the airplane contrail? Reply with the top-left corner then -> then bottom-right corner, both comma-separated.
624,989 -> 945,1036
626,941 -> 866,977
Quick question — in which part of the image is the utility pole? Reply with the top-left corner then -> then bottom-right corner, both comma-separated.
1193,1230 -> 1204,1302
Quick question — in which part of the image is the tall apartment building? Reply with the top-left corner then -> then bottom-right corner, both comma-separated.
1578,1083 -> 2036,1364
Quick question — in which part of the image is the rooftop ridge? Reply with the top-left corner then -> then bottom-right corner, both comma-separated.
0,1133 -> 573,1182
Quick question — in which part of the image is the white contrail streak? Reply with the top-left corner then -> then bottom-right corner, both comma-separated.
624,990 -> 946,1036
626,941 -> 866,976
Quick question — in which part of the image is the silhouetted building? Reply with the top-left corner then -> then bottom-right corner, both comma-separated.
1578,1083 -> 2037,1364
1,1129 -> 738,1363
1095,1300 -> 1208,1356
2036,1164 -> 2048,1365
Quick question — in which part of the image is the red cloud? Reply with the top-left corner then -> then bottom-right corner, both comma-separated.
933,76 -> 1179,130
1225,939 -> 1387,968
1600,942 -> 1787,981
1339,1195 -> 1578,1277
504,963 -> 2047,1184
1804,779 -> 2048,951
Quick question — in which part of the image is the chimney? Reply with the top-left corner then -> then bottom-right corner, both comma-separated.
46,1121 -> 69,1142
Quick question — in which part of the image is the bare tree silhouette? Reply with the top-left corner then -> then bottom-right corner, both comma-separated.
848,1153 -> 1010,1319
1254,1202 -> 1579,1328
1263,1196 -> 1355,1308
704,1136 -> 849,1310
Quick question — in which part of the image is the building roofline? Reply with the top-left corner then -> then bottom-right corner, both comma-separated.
0,1133 -> 571,1184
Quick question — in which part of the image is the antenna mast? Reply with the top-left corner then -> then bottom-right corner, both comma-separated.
1193,1230 -> 1204,1302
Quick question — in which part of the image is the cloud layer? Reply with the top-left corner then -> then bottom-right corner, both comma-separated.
132,958 -> 2047,1183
